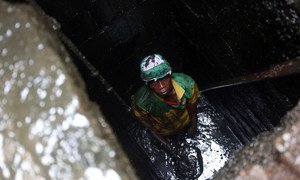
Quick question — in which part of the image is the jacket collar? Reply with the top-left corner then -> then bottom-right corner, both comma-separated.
171,79 -> 185,100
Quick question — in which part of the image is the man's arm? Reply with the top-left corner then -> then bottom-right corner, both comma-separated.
186,101 -> 198,136
131,101 -> 172,151
186,83 -> 200,136
139,119 -> 172,151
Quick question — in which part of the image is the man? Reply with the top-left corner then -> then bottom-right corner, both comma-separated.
131,54 -> 200,150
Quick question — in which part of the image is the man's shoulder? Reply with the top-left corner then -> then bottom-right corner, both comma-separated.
134,85 -> 152,105
134,85 -> 173,115
172,73 -> 196,87
134,85 -> 165,114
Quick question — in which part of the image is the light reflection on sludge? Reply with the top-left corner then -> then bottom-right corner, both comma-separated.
1,48 -> 7,56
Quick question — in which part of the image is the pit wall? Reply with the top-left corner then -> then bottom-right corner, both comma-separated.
33,0 -> 300,102
29,0 -> 300,179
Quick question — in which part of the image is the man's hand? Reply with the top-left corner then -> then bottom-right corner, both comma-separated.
186,101 -> 198,136
139,116 -> 173,151
150,130 -> 172,151
187,122 -> 197,136
160,138 -> 172,151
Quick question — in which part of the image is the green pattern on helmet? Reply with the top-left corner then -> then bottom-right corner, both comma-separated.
140,54 -> 172,82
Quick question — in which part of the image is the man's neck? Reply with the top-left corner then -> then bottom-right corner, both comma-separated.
163,88 -> 178,102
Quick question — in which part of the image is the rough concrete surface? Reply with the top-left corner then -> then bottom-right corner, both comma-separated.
0,0 -> 137,179
214,102 -> 300,180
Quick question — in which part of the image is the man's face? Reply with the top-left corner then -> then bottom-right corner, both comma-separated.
148,75 -> 173,97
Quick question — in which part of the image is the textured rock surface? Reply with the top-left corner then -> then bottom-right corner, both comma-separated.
214,102 -> 300,180
0,0 -> 137,179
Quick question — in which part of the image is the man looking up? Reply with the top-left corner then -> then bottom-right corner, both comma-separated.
131,54 -> 200,149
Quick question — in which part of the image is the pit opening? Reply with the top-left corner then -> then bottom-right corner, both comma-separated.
32,0 -> 300,179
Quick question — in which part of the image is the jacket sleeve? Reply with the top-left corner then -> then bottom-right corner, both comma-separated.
187,83 -> 200,104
